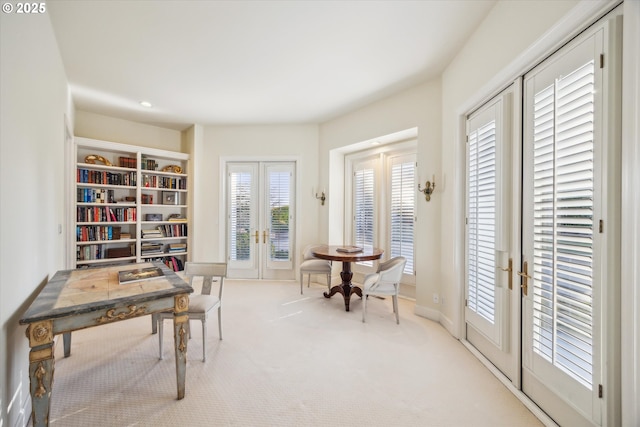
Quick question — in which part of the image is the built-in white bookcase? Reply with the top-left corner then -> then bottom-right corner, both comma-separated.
73,137 -> 189,270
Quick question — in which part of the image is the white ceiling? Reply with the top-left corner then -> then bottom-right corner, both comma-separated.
48,0 -> 496,130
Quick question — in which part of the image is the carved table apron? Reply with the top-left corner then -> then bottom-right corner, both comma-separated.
19,261 -> 193,427
312,246 -> 384,311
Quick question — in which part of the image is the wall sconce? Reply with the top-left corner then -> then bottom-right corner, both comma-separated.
315,190 -> 326,206
418,176 -> 436,201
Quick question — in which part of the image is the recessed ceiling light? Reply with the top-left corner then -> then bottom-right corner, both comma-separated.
139,100 -> 153,108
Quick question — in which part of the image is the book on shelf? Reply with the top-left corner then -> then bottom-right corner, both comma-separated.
118,156 -> 137,169
168,214 -> 187,222
118,266 -> 164,284
141,242 -> 163,255
141,229 -> 163,239
168,243 -> 187,253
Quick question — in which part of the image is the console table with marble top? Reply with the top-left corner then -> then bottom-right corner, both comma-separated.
19,261 -> 193,427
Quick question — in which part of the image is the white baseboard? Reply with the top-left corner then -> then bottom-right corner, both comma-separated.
414,304 -> 439,322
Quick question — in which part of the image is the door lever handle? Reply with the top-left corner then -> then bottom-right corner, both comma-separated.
254,230 -> 259,244
517,261 -> 531,296
498,258 -> 513,290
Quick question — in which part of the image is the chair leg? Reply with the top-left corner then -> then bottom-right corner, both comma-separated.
201,318 -> 206,362
393,295 -> 399,324
327,273 -> 331,291
307,274 -> 311,288
300,273 -> 304,294
158,317 -> 164,360
362,294 -> 367,323
151,313 -> 158,334
218,307 -> 223,340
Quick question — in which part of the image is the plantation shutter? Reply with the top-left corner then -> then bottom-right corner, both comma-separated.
389,155 -> 416,275
229,170 -> 252,261
266,166 -> 293,263
354,160 -> 375,266
531,60 -> 595,388
467,120 -> 497,323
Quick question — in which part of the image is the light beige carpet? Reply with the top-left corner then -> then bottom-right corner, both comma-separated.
43,280 -> 543,426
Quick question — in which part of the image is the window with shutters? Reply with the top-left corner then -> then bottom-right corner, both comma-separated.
346,143 -> 417,278
531,60 -> 595,388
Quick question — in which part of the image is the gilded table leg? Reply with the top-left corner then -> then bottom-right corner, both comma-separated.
173,294 -> 189,399
26,320 -> 55,427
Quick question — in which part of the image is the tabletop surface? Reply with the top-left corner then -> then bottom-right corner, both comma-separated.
312,245 -> 384,262
20,262 -> 193,324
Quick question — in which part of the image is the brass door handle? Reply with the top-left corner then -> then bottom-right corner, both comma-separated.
263,230 -> 268,244
498,258 -> 513,290
254,230 -> 259,244
517,261 -> 531,296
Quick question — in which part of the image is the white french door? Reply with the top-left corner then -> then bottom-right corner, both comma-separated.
226,161 -> 295,279
465,10 -> 621,426
521,15 -> 620,425
465,86 -> 519,383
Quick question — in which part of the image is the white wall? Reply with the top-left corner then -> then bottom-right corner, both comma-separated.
319,79 -> 441,316
194,125 -> 320,265
0,10 -> 71,427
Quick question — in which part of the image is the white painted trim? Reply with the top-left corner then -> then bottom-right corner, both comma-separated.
620,1 -> 640,425
414,304 -> 440,323
218,156 -> 302,279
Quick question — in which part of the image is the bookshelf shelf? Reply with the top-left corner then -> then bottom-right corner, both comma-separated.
72,137 -> 190,271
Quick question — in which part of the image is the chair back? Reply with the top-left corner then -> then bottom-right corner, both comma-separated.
185,262 -> 227,297
376,256 -> 406,286
302,244 -> 326,260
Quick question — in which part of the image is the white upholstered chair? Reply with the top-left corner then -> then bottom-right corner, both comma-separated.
299,245 -> 332,294
157,262 -> 227,361
362,256 -> 406,324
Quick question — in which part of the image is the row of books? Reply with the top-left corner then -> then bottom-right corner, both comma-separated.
140,156 -> 158,170
141,242 -> 187,255
76,225 -> 122,242
156,223 -> 187,238
77,206 -> 137,223
146,256 -> 185,272
141,175 -> 187,189
77,188 -> 116,204
119,156 -> 137,169
76,244 -> 134,261
77,168 -> 136,186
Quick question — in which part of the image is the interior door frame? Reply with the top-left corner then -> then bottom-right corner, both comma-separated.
219,155 -> 301,280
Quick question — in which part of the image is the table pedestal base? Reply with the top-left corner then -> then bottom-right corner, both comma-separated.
323,263 -> 362,311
